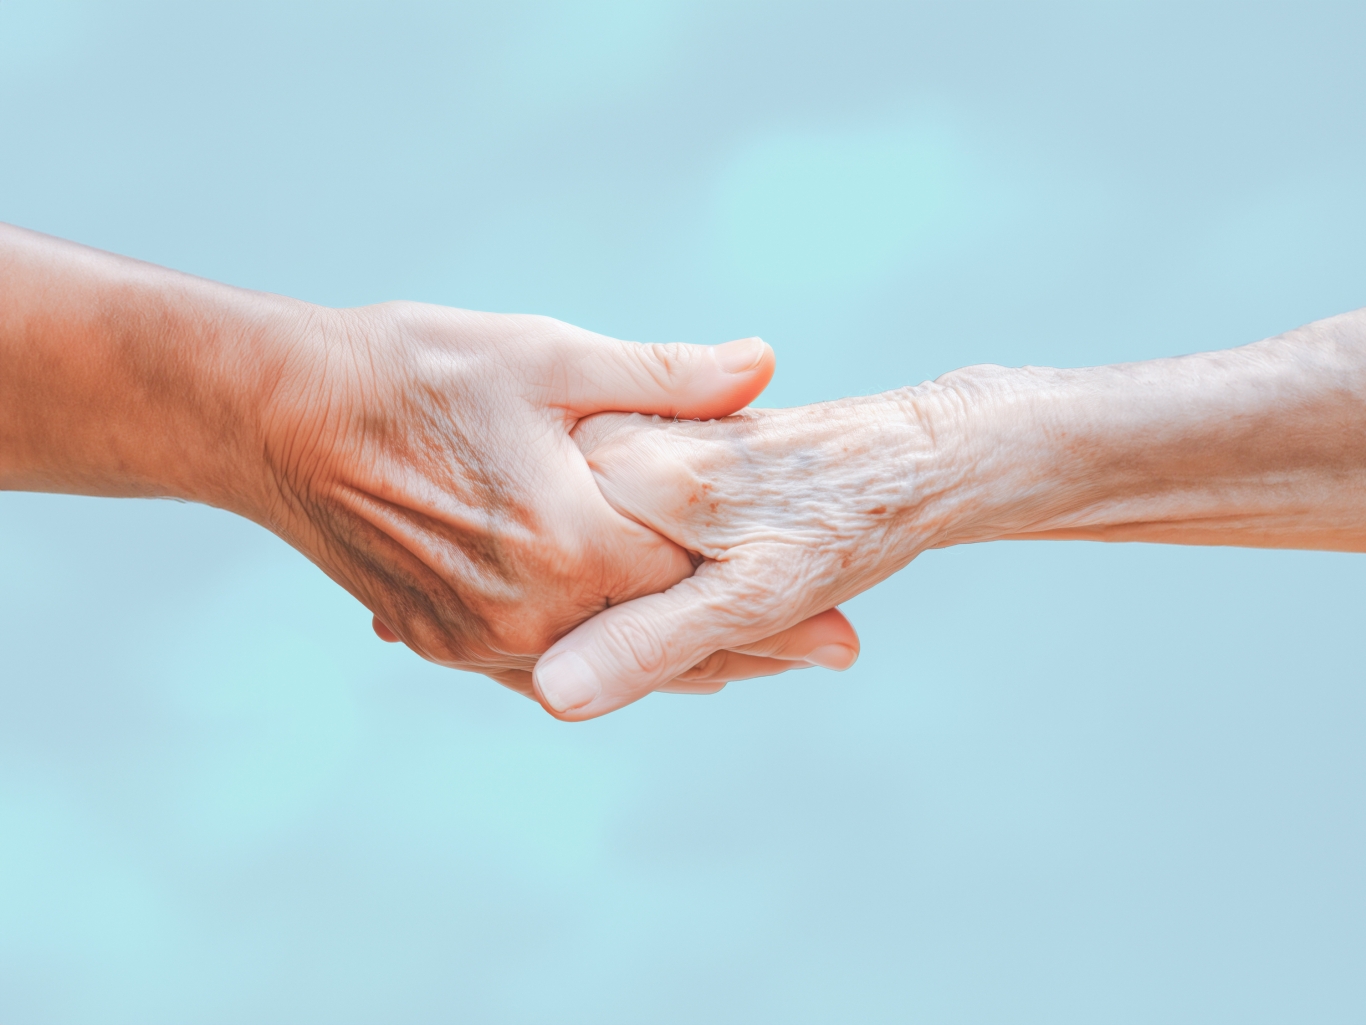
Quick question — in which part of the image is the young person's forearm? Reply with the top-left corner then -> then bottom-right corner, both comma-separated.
915,309 -> 1366,552
0,224 -> 303,515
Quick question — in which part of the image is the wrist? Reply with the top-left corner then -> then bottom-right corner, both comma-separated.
894,364 -> 1092,548
150,284 -> 322,521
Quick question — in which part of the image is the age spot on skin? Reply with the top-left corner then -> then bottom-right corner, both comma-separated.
868,506 -> 886,515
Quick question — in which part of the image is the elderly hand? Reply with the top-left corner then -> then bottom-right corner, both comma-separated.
545,394 -> 929,717
551,309 -> 1366,719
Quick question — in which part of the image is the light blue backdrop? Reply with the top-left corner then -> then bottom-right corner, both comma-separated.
2,3 -> 1364,1021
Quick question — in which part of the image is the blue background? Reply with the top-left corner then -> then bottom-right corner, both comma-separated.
3,2 -> 1365,1021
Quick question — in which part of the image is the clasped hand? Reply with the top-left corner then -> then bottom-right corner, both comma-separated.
253,302 -> 860,712
10,226 -> 1360,723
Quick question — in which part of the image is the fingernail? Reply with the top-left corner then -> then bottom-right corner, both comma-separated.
804,644 -> 858,671
713,336 -> 766,374
534,651 -> 601,712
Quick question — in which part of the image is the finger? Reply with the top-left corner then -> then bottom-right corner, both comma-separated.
560,333 -> 775,421
671,650 -> 813,685
726,607 -> 859,669
657,681 -> 728,695
372,615 -> 400,642
532,561 -> 808,721
651,615 -> 858,694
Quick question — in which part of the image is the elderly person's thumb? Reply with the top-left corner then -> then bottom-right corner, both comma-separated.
531,564 -> 859,720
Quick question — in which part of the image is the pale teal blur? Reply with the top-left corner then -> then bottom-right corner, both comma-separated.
2,3 -> 1365,1021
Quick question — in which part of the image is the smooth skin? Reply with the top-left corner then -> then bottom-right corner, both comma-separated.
0,224 -> 857,703
553,309 -> 1366,719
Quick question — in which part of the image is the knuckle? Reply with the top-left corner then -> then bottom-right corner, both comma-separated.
598,614 -> 670,678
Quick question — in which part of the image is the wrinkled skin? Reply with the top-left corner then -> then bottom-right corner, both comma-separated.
549,308 -> 1366,720
251,303 -> 859,699
552,395 -> 923,715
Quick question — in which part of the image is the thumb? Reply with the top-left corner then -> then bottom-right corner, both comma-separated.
531,562 -> 789,721
560,333 -> 775,420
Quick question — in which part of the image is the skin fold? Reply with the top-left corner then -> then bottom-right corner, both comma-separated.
0,224 -> 856,705
555,308 -> 1366,720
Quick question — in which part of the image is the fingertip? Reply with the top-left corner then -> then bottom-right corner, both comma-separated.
813,606 -> 860,655
664,337 -> 775,421
712,336 -> 768,374
706,336 -> 774,410
533,650 -> 601,715
804,643 -> 859,671
372,615 -> 400,643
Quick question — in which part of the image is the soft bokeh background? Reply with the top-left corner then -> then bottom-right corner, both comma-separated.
2,2 -> 1365,1021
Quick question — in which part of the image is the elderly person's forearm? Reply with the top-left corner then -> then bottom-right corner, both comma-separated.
914,308 -> 1366,552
